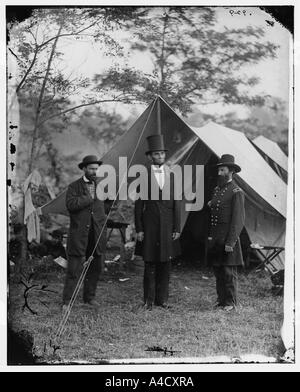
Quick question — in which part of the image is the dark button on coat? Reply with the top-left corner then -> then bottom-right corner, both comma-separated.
207,180 -> 245,266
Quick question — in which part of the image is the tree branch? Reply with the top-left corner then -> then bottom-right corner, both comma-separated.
16,46 -> 39,93
37,97 -> 135,127
38,19 -> 101,50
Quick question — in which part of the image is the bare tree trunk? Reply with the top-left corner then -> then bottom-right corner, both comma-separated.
27,24 -> 63,176
17,24 -> 63,276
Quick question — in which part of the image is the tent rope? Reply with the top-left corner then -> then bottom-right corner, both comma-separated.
50,98 -> 158,349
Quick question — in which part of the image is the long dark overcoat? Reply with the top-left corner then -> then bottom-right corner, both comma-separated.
207,180 -> 245,266
66,177 -> 109,257
134,165 -> 181,263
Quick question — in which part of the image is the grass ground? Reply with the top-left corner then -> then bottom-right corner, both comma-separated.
8,258 -> 284,364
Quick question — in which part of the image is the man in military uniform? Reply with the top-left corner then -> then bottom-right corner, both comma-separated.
135,135 -> 181,310
207,154 -> 245,311
63,155 -> 111,311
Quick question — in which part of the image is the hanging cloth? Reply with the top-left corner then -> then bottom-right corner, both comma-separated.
23,170 -> 42,243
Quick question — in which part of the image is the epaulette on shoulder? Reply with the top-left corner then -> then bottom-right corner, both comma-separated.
233,187 -> 242,193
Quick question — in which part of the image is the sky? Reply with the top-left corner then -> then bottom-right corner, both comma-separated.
54,6 -> 291,120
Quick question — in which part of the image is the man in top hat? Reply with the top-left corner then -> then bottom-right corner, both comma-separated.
62,155 -> 111,310
207,154 -> 245,312
134,134 -> 181,310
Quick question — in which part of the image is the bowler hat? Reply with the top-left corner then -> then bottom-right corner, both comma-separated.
78,155 -> 102,170
145,134 -> 168,155
215,154 -> 241,173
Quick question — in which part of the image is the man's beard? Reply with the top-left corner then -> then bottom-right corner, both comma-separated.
152,160 -> 165,167
86,173 -> 96,181
217,174 -> 230,187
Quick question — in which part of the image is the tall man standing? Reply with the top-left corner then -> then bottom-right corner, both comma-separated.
62,155 -> 109,310
135,135 -> 181,310
207,154 -> 245,312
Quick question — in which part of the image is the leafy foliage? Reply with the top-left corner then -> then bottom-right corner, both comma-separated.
10,6 -> 283,179
187,97 -> 289,154
96,7 -> 279,114
217,98 -> 289,154
73,107 -> 130,153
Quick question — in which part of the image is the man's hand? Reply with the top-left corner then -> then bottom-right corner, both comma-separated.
225,245 -> 234,252
172,232 -> 180,241
137,232 -> 144,242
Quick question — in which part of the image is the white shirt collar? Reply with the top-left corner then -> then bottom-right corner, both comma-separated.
151,164 -> 164,170
83,175 -> 90,183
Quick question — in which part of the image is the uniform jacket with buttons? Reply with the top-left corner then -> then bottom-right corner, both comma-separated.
66,177 -> 111,256
208,180 -> 245,266
134,164 -> 181,262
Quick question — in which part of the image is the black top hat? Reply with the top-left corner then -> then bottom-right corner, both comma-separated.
78,155 -> 103,170
215,154 -> 241,173
145,134 -> 168,155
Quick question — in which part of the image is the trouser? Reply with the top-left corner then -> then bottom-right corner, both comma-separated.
63,225 -> 103,304
144,261 -> 171,305
213,266 -> 238,306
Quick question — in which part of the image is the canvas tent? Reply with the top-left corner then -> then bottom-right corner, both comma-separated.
41,96 -> 287,268
252,135 -> 288,183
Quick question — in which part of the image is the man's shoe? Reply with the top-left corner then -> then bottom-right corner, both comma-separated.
142,303 -> 153,311
157,303 -> 172,310
213,302 -> 224,309
223,305 -> 235,312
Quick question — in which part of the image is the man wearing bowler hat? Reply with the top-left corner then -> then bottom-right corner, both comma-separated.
62,155 -> 110,310
207,154 -> 245,312
134,135 -> 181,310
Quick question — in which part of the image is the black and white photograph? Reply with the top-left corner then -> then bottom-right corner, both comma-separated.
3,2 -> 298,371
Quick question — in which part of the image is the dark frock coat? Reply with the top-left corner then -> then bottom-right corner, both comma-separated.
207,180 -> 245,266
66,177 -> 110,257
134,165 -> 181,263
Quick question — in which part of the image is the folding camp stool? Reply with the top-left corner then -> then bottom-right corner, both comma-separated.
251,245 -> 285,275
106,219 -> 129,245
249,244 -> 285,295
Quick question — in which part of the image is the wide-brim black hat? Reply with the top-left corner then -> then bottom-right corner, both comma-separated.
215,154 -> 241,173
145,134 -> 168,155
78,155 -> 103,169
